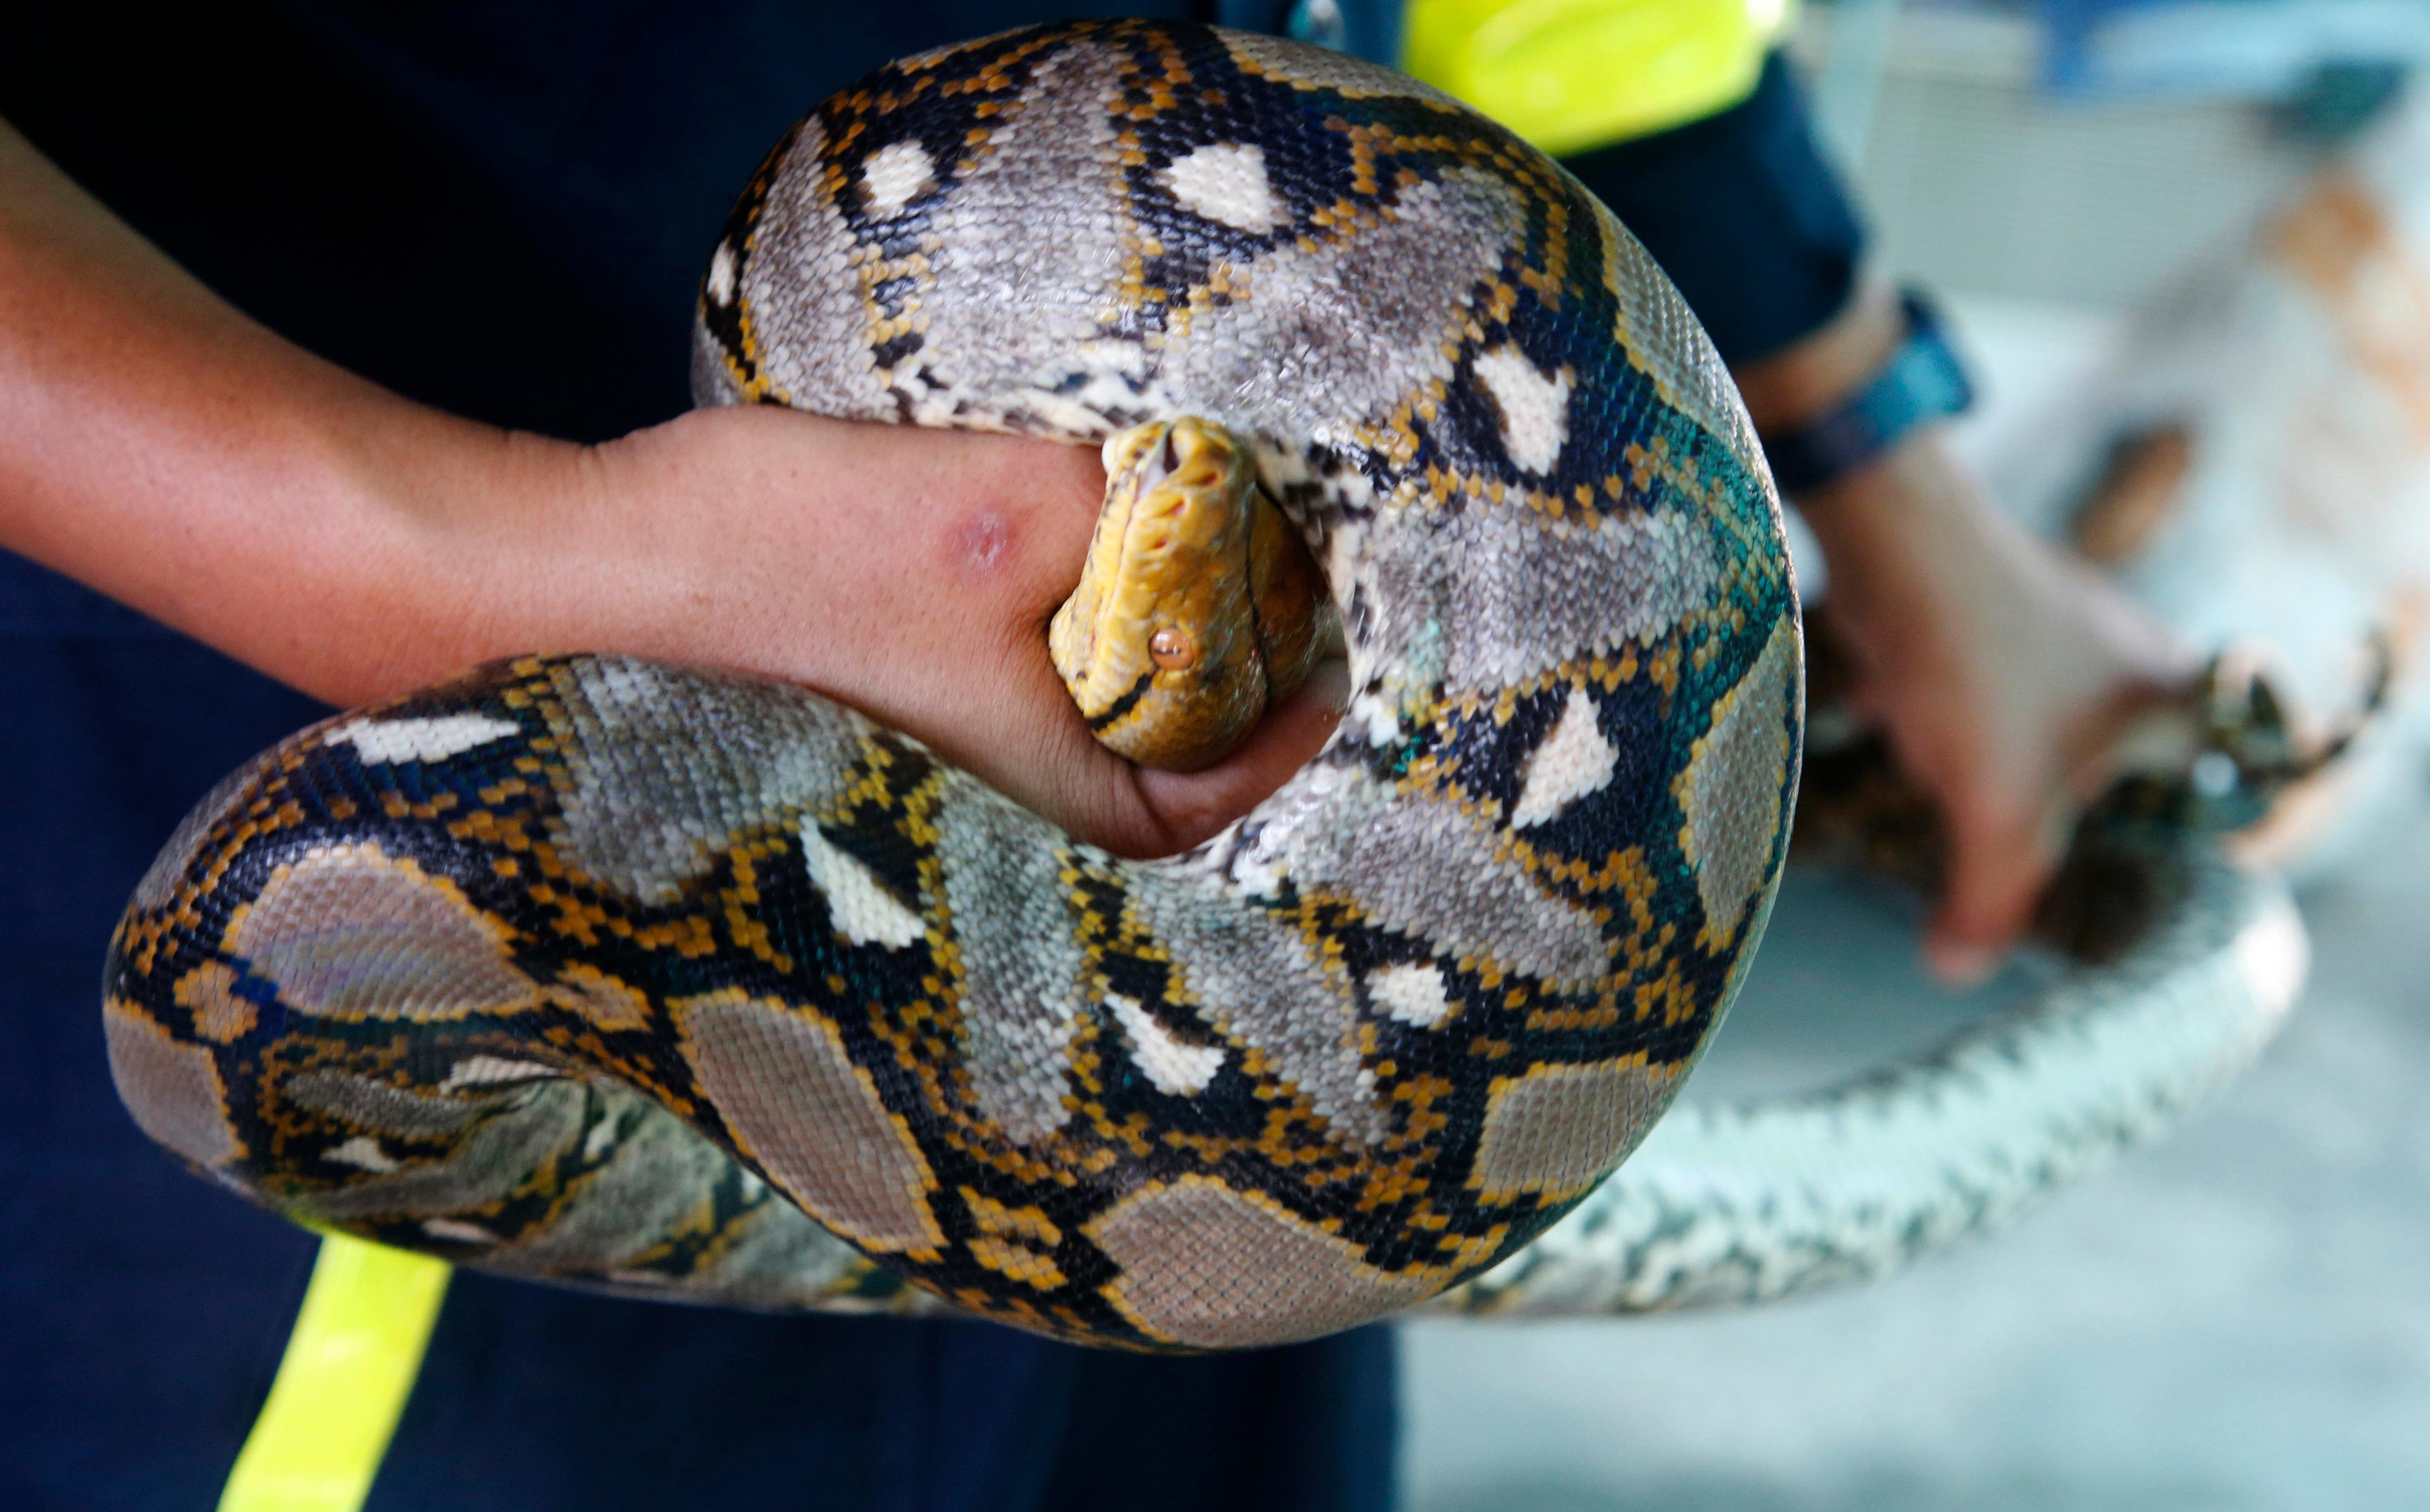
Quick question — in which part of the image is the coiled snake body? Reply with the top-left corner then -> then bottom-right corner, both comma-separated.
103,22 -> 2295,1349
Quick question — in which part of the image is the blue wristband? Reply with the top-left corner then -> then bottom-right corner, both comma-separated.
1758,289 -> 1975,497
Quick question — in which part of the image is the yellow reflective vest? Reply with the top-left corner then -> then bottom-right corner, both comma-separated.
1401,0 -> 1798,156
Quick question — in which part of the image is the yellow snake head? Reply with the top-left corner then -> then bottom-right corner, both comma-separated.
1050,417 -> 1326,771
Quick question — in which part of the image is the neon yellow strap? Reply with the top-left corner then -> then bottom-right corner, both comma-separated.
1402,0 -> 1798,157
219,1236 -> 452,1512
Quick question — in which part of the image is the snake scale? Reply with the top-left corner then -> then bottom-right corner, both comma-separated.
102,21 -> 2300,1349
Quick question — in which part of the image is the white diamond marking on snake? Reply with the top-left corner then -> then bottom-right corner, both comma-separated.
859,140 -> 935,219
1472,344 -> 1572,474
327,1136 -> 402,1174
799,826 -> 927,949
1512,684 -> 1620,828
1161,142 -> 1280,233
323,714 -> 523,765
1107,994 -> 1227,1096
1367,963 -> 1454,1028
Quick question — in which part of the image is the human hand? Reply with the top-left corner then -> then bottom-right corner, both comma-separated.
1736,288 -> 2196,984
509,406 -> 1345,859
1799,438 -> 2195,982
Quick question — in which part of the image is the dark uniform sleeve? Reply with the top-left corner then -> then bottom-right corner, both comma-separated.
1560,52 -> 1866,367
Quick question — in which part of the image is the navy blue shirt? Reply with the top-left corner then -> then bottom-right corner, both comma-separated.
1,4 -> 1857,1506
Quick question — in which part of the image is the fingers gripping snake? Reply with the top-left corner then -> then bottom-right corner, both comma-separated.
101,22 -> 2298,1348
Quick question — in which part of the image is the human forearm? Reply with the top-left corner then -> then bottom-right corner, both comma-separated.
0,115 -> 1330,857
0,115 -> 1081,722
0,113 -> 583,703
1731,281 -> 1974,624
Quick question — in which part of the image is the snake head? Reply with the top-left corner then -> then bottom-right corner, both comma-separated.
1050,418 -> 1324,771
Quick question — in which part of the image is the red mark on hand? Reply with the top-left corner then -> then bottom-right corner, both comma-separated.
954,510 -> 1012,576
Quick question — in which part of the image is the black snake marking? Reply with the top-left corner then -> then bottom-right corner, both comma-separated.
104,19 -> 2315,1348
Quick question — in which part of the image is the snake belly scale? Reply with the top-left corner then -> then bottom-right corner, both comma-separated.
103,21 -> 1800,1351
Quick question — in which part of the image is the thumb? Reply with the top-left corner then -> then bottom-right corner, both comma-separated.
1129,659 -> 1349,855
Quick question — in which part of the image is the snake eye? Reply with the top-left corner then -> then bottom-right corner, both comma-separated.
1149,626 -> 1197,669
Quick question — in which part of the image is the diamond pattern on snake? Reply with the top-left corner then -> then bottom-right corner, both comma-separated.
103,20 -> 1799,1351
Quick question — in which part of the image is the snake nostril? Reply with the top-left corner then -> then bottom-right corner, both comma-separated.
1162,431 -> 1181,474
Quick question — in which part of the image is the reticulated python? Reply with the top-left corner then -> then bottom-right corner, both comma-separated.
102,22 -> 2302,1348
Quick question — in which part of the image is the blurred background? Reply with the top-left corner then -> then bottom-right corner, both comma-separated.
1402,3 -> 2430,1507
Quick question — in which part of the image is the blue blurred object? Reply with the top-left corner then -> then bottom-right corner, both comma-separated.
2037,0 -> 2430,99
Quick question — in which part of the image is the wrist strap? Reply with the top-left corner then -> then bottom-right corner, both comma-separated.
1759,288 -> 1975,498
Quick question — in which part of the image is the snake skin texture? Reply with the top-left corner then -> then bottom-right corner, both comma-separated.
1430,844 -> 2305,1315
103,22 -> 1802,1351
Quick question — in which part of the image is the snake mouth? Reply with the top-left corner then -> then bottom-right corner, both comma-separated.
1083,670 -> 1156,732
1134,423 -> 1185,493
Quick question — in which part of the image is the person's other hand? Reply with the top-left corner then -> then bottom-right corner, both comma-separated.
1736,287 -> 2195,984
